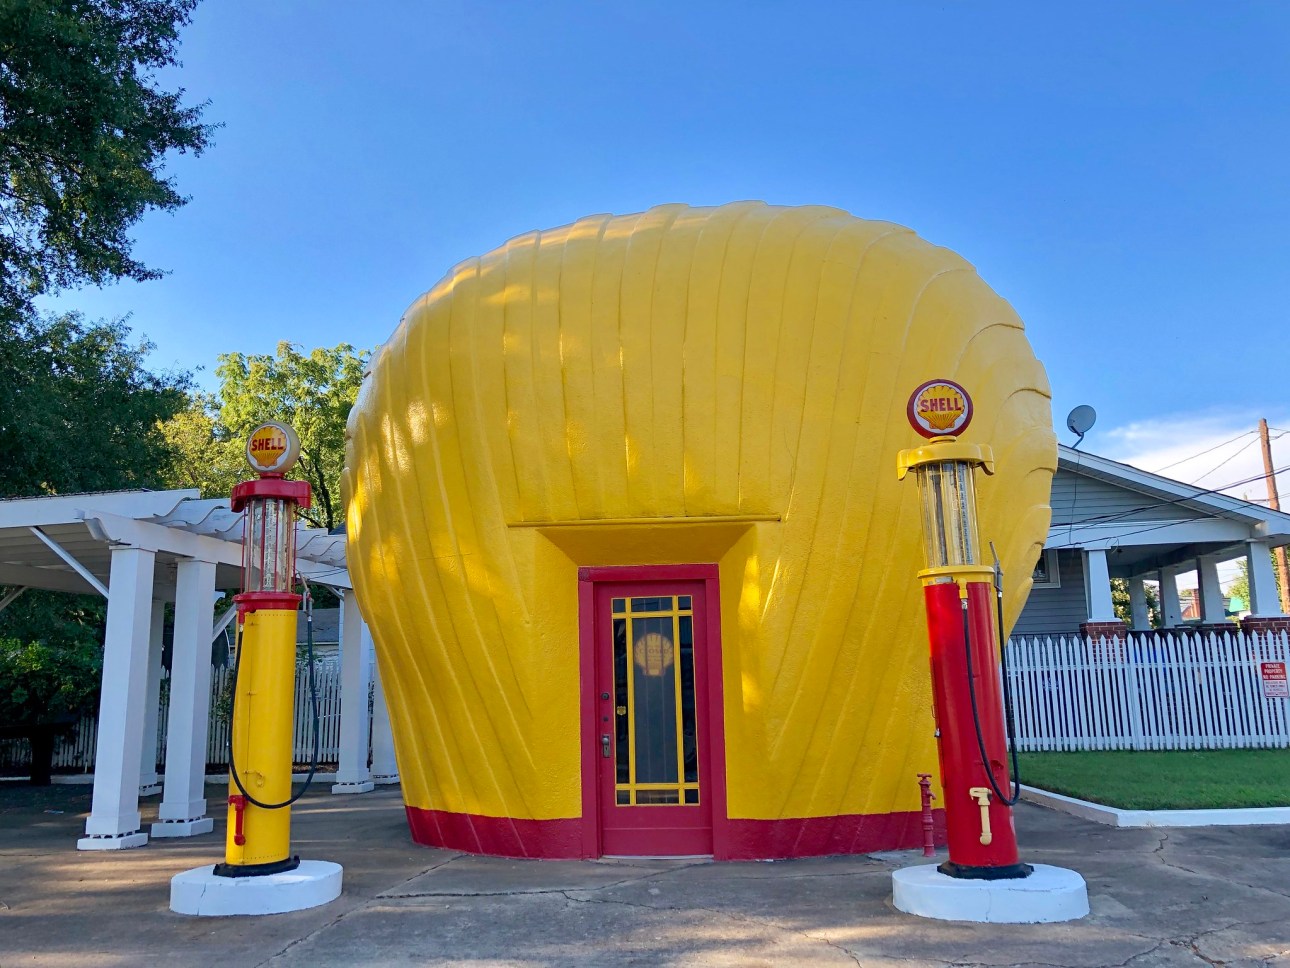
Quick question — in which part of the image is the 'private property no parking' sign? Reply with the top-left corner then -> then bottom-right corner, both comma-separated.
1261,662 -> 1288,699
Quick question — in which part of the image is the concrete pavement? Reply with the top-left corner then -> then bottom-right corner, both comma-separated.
1,781 -> 1288,967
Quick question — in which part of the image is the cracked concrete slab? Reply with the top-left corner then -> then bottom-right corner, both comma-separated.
1,782 -> 1287,967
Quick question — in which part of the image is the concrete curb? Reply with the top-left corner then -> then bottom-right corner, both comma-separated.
1021,784 -> 1290,828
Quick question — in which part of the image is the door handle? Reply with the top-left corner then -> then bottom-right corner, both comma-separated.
601,734 -> 611,758
968,786 -> 993,845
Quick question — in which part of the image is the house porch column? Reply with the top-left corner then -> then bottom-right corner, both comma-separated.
1127,578 -> 1151,631
1080,548 -> 1126,639
1241,540 -> 1290,636
1158,567 -> 1184,628
1196,554 -> 1233,631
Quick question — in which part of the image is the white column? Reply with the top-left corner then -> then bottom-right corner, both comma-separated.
152,559 -> 217,837
1247,540 -> 1287,617
369,636 -> 399,785
1197,555 -> 1227,623
138,599 -> 165,796
79,547 -> 155,850
1128,578 -> 1151,630
332,591 -> 374,793
1082,549 -> 1117,621
1158,567 -> 1184,627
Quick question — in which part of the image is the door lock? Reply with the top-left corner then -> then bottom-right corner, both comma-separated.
601,734 -> 611,758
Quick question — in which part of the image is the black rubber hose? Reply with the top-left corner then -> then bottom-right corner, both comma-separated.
994,580 -> 1024,799
226,588 -> 321,810
961,598 -> 1021,806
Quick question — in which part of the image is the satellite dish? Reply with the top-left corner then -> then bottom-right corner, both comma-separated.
1066,405 -> 1097,448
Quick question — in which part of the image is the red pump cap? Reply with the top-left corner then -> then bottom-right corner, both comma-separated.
230,477 -> 312,512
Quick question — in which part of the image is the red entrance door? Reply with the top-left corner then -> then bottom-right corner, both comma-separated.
590,574 -> 716,856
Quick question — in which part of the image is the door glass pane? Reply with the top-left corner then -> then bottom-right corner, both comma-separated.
611,592 -> 700,808
613,618 -> 629,787
632,616 -> 678,798
679,616 -> 698,785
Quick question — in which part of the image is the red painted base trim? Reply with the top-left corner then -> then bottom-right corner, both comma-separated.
404,806 -> 946,861
723,809 -> 948,860
405,806 -> 587,859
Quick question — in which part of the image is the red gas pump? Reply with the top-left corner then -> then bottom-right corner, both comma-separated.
898,380 -> 1030,881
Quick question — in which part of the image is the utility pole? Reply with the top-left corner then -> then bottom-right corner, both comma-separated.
1258,418 -> 1290,614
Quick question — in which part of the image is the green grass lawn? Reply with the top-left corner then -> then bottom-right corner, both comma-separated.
1016,748 -> 1290,810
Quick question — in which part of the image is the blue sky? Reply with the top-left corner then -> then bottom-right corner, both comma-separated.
41,1 -> 1290,489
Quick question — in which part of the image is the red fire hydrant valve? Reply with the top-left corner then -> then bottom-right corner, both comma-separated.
918,773 -> 937,858
228,794 -> 247,846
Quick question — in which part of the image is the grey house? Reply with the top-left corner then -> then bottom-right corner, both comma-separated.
1013,445 -> 1290,638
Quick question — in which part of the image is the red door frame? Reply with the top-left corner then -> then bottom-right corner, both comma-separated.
578,564 -> 728,858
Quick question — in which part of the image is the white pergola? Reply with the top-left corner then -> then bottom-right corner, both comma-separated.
0,489 -> 399,850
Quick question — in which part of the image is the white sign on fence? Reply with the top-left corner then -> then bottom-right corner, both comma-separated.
1262,661 -> 1289,700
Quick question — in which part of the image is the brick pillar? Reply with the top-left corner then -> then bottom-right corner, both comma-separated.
1240,616 -> 1290,638
1079,619 -> 1128,641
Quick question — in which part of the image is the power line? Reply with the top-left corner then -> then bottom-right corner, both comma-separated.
1189,436 -> 1261,485
1154,430 -> 1256,473
1054,461 -> 1290,537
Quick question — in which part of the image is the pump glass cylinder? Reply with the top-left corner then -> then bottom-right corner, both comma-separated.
242,497 -> 297,593
914,461 -> 981,568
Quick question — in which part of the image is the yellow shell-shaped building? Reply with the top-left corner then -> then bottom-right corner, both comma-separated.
343,202 -> 1056,859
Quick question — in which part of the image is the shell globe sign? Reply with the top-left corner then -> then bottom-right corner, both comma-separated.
342,202 -> 1057,860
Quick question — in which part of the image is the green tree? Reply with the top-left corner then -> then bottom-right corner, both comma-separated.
0,589 -> 105,783
1112,577 -> 1161,628
0,592 -> 103,725
0,0 -> 212,316
1228,560 -> 1250,613
1226,555 -> 1286,614
157,391 -> 243,498
0,311 -> 190,498
213,342 -> 369,530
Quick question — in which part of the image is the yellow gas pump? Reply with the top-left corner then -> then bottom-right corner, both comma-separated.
217,421 -> 311,876
170,421 -> 343,915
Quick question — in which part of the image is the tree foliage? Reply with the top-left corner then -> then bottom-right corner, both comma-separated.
0,311 -> 190,498
0,0 -> 212,316
156,342 -> 369,528
156,390 -> 242,498
0,590 -> 104,726
1112,577 -> 1161,629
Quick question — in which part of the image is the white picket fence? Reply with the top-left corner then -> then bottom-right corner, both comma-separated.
1,659 -> 347,774
1006,630 -> 1290,751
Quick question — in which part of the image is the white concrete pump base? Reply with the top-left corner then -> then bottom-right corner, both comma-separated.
892,863 -> 1089,923
170,860 -> 343,916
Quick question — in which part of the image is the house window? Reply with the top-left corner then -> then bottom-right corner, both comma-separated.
1031,549 -> 1060,589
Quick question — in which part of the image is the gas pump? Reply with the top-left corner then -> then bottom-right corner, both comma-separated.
170,422 -> 343,916
890,380 -> 1088,923
219,421 -> 313,876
